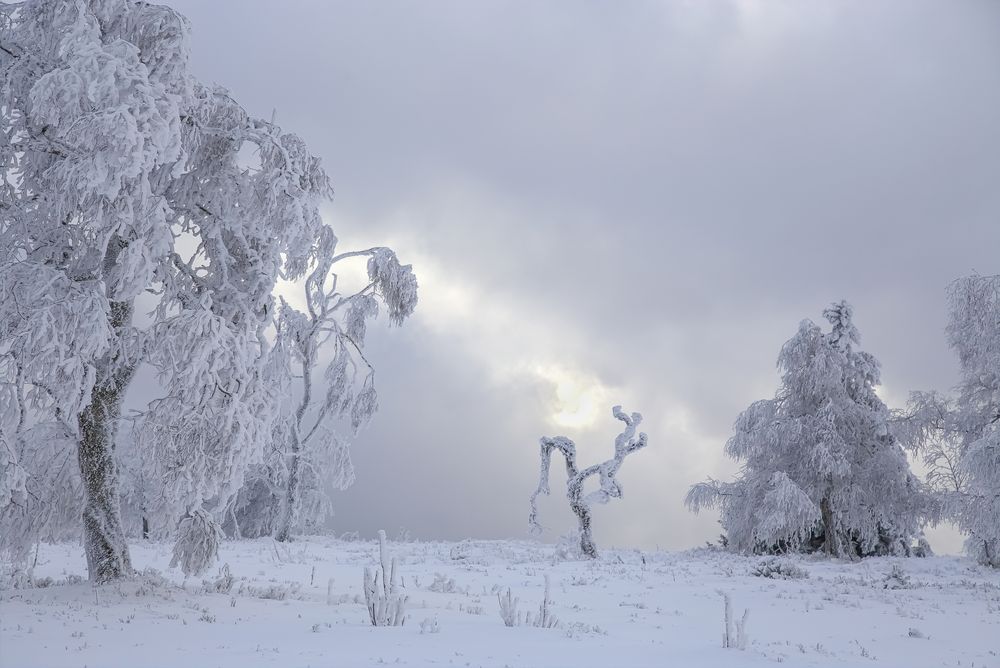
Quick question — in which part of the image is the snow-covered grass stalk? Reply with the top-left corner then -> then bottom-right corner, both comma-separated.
719,590 -> 749,650
363,530 -> 407,626
531,574 -> 559,629
497,574 -> 559,628
529,406 -> 648,559
498,587 -> 520,626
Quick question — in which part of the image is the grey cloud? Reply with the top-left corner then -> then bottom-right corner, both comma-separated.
166,0 -> 999,552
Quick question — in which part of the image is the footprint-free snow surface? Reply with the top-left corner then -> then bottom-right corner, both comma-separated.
2,537 -> 998,667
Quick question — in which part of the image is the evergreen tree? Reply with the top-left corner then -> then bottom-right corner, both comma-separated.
687,301 -> 929,556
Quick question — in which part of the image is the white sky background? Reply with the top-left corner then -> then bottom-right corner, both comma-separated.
166,0 -> 999,553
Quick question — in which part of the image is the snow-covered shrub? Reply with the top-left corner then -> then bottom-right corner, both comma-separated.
427,573 -> 459,593
751,559 -> 809,580
912,536 -> 934,558
244,582 -> 302,601
202,563 -> 235,594
553,529 -> 587,561
419,617 -> 441,634
687,302 -> 931,557
719,591 -> 749,650
363,530 -> 407,626
169,509 -> 223,577
883,564 -> 914,590
529,406 -> 648,558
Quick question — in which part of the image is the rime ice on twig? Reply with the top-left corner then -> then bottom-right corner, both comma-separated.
529,405 -> 648,559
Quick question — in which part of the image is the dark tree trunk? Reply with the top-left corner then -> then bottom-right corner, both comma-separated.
77,300 -> 136,582
571,500 -> 597,559
274,444 -> 300,543
820,496 -> 841,557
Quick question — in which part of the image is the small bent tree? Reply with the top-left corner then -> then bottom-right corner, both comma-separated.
529,405 -> 648,559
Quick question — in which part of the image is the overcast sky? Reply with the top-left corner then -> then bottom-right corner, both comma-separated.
167,0 -> 999,553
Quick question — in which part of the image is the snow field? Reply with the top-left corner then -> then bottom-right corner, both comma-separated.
2,537 -> 998,667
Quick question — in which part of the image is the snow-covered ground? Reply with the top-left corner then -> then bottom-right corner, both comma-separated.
2,537 -> 998,668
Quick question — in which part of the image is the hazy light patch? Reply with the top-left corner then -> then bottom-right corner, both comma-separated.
531,364 -> 610,429
317,203 -> 623,433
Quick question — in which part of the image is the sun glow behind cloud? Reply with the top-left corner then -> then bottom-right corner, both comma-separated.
304,204 -> 617,433
531,364 -> 609,429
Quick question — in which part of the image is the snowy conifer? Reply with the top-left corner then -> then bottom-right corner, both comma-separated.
687,302 -> 929,557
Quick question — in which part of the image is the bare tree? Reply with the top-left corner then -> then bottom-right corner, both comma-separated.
529,405 -> 648,558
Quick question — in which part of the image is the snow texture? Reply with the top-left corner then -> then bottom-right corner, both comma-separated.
2,537 -> 998,668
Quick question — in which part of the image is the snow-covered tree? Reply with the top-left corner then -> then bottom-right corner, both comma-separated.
529,405 -> 648,559
897,275 -> 999,566
944,275 -> 1000,566
0,0 -> 398,580
687,302 -> 929,557
226,234 -> 417,542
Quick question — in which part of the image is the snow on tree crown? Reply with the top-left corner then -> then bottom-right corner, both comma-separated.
822,300 -> 859,349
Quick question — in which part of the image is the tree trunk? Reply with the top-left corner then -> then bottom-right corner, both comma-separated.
274,442 -> 300,543
77,300 -> 135,582
275,355 -> 312,543
572,500 -> 598,559
820,496 -> 841,557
